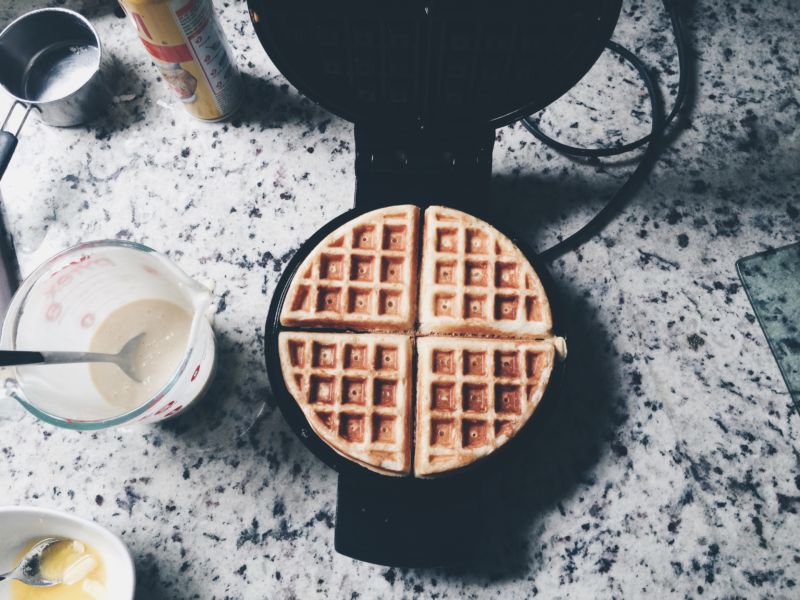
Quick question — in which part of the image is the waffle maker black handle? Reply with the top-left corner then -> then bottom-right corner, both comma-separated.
336,476 -> 488,567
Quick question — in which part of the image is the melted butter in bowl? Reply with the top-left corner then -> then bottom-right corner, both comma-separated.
11,539 -> 106,600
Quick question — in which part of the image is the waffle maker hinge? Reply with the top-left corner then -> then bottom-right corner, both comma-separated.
353,125 -> 495,210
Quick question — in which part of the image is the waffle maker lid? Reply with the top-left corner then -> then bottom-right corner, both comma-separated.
249,0 -> 621,209
248,0 -> 621,132
249,0 -> 621,566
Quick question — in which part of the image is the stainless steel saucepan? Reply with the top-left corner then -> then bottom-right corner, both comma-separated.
0,7 -> 110,179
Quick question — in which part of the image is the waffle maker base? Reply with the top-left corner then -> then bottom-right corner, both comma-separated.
265,201 -> 566,567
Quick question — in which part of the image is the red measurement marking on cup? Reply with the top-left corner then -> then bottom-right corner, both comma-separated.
191,365 -> 200,382
46,303 -> 62,321
166,405 -> 183,417
81,313 -> 95,328
155,400 -> 175,416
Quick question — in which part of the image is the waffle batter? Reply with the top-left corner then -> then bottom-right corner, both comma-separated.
89,299 -> 191,411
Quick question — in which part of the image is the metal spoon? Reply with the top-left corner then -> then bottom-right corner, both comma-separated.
0,537 -> 63,587
0,333 -> 146,382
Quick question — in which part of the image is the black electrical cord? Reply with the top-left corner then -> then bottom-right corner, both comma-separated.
526,0 -> 689,262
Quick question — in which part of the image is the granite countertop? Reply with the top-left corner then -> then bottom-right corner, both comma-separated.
1,0 -> 798,598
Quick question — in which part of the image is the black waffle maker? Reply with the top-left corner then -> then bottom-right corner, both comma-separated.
250,0 -> 621,566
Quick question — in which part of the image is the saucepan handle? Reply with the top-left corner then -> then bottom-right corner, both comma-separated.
0,101 -> 33,181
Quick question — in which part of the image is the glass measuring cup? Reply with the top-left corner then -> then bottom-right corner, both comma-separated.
0,240 -> 216,429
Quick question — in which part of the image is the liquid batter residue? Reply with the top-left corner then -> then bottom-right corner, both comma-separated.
89,299 -> 192,410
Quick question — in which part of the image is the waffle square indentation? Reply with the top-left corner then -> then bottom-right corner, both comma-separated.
495,262 -> 519,288
374,379 -> 397,406
436,228 -> 458,253
435,260 -> 456,284
372,414 -> 396,442
353,225 -> 376,249
375,346 -> 398,371
309,375 -> 335,404
342,377 -> 367,405
463,294 -> 487,319
495,384 -> 522,415
288,341 -> 305,367
347,288 -> 373,314
311,343 -> 336,368
465,260 -> 489,286
291,285 -> 311,312
465,228 -> 489,254
380,256 -> 405,283
339,413 -> 365,442
463,383 -> 488,413
378,290 -> 401,315
434,294 -> 456,317
344,344 -> 368,369
462,419 -> 489,448
431,383 -> 456,411
526,296 -> 542,321
430,418 -> 456,447
350,256 -> 375,282
316,287 -> 342,313
495,351 -> 519,377
433,350 -> 455,374
319,254 -> 344,280
382,224 -> 407,250
494,295 -> 518,320
464,351 -> 487,375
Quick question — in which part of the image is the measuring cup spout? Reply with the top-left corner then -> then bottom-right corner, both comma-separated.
188,280 -> 215,319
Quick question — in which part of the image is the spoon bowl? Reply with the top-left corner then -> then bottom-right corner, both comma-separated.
0,537 -> 63,587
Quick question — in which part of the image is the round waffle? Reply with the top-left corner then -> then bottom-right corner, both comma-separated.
277,205 -> 565,477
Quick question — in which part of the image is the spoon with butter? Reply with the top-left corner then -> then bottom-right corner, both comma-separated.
0,538 -> 65,587
1,537 -> 100,589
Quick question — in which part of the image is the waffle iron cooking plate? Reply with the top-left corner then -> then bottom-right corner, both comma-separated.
250,0 -> 622,566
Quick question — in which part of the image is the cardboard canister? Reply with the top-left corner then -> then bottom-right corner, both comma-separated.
119,0 -> 242,121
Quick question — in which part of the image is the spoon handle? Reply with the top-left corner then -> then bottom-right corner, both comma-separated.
40,351 -> 120,365
0,350 -> 45,367
0,350 -> 119,368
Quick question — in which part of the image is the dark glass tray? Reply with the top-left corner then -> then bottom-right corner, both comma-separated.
737,242 -> 800,410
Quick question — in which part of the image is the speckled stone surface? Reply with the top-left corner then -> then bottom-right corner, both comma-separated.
1,0 -> 799,598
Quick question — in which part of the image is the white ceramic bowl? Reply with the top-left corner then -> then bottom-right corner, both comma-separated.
0,506 -> 135,599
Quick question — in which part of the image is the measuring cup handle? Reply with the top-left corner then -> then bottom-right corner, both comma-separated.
0,131 -> 18,180
0,367 -> 26,421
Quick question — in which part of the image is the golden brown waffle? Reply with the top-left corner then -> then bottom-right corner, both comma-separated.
280,205 -> 420,331
414,336 -> 556,476
278,331 -> 413,476
418,206 -> 552,337
276,204 -> 564,477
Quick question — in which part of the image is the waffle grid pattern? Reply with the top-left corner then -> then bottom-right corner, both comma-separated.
279,332 -> 411,474
280,206 -> 418,330
419,207 -> 551,337
415,337 -> 555,475
277,205 -> 561,477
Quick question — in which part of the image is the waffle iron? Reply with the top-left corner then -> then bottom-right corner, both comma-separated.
250,0 -> 621,566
